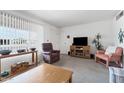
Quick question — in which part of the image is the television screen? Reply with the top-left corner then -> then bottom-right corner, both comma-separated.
73,37 -> 88,46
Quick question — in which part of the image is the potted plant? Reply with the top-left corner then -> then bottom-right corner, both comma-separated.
92,33 -> 103,50
118,28 -> 124,43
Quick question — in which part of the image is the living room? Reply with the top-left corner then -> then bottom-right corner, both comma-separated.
0,10 -> 124,83
1,0 -> 124,92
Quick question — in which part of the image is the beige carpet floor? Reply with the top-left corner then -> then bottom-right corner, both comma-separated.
53,55 -> 109,83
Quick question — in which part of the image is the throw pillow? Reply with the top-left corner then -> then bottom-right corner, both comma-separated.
105,46 -> 117,57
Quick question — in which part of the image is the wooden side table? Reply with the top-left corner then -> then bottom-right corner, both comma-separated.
0,51 -> 38,81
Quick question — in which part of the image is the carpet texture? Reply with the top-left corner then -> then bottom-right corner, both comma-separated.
53,55 -> 109,83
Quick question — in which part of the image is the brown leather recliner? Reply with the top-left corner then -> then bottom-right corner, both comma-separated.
42,43 -> 60,64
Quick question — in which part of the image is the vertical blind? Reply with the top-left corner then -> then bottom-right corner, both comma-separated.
0,12 -> 31,31
0,11 -> 39,52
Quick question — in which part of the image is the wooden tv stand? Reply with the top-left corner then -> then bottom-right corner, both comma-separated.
70,45 -> 90,58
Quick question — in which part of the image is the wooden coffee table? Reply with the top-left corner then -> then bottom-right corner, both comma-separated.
4,63 -> 73,83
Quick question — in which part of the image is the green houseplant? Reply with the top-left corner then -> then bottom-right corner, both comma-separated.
118,28 -> 124,43
92,33 -> 103,50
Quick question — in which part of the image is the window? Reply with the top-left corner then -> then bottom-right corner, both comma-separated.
0,11 -> 43,52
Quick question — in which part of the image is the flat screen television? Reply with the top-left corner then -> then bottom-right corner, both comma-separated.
73,37 -> 88,46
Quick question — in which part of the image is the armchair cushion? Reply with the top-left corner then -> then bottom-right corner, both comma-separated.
111,53 -> 121,57
51,52 -> 59,56
42,43 -> 53,52
96,50 -> 105,54
52,50 -> 60,53
96,53 -> 109,61
42,51 -> 51,55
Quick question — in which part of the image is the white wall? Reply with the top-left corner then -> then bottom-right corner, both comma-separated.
60,20 -> 114,54
43,25 -> 60,50
113,11 -> 124,48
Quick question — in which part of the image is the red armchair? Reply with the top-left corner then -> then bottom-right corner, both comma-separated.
95,47 -> 123,68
